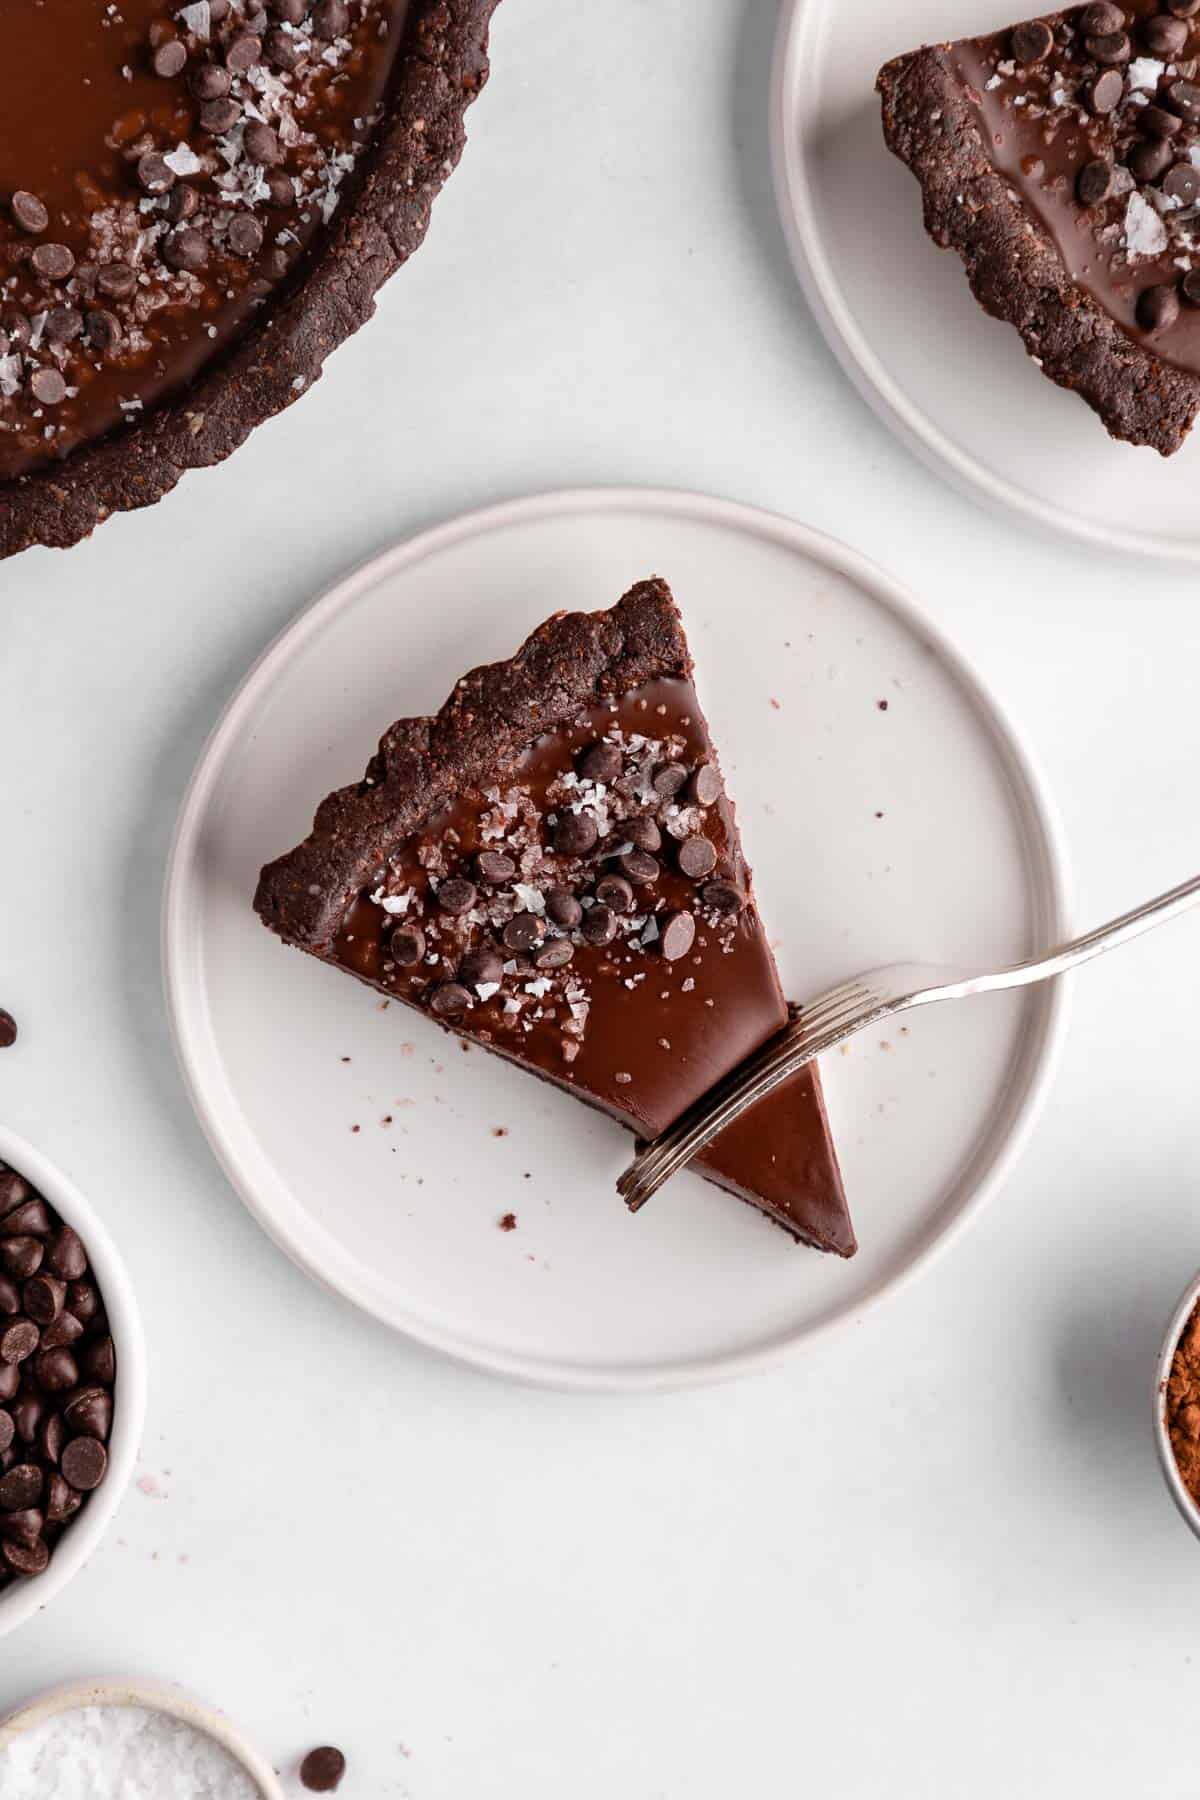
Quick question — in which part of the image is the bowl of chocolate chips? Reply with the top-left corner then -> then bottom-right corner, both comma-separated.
0,1128 -> 146,1637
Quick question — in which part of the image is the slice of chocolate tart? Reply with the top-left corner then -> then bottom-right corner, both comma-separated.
254,578 -> 856,1256
878,3 -> 1200,454
0,0 -> 498,559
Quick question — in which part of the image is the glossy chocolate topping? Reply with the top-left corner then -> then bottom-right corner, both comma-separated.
332,677 -> 852,1250
0,0 -> 411,479
952,2 -> 1200,373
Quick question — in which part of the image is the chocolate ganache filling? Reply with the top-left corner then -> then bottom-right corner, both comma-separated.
954,1 -> 1200,372
0,0 -> 412,480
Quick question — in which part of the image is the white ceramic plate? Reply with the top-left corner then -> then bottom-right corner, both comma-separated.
772,0 -> 1200,562
163,488 -> 1069,1391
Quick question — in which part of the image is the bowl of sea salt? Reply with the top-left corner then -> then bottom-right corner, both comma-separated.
0,1677 -> 285,1799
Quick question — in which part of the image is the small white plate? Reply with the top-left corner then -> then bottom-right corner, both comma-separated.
772,0 -> 1200,562
163,488 -> 1069,1391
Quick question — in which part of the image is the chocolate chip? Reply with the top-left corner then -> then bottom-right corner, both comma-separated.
1144,13 -> 1189,54
270,0 -> 308,19
47,1231 -> 87,1288
300,1747 -> 347,1793
67,1280 -> 101,1326
1164,161 -> 1200,204
63,1387 -> 111,1441
0,1464 -> 42,1510
577,741 -> 622,783
660,911 -> 697,962
0,1364 -> 18,1401
80,311 -> 120,358
162,228 -> 208,272
165,184 -> 200,224
312,0 -> 350,36
1085,67 -> 1125,111
436,877 -> 476,916
81,1336 -> 116,1386
227,214 -> 264,257
1,1240 -> 42,1280
265,168 -> 295,207
29,368 -> 66,406
0,1012 -> 15,1049
1168,77 -> 1200,121
199,97 -> 242,133
594,874 -> 635,913
1182,268 -> 1200,305
265,26 -> 303,70
3,1537 -> 49,1577
1081,1 -> 1125,30
11,192 -> 49,235
458,947 -> 504,988
30,243 -> 74,281
0,1322 -> 38,1365
22,1276 -> 64,1325
45,1473 -> 80,1523
701,877 -> 744,915
554,812 -> 599,856
1129,139 -> 1173,183
1168,0 -> 1200,15
388,924 -> 425,967
137,152 -> 177,195
0,1196 -> 48,1236
244,121 -> 283,165
1011,19 -> 1053,61
1138,104 -> 1183,139
1138,282 -> 1181,329
0,1277 -> 18,1316
1,1508 -> 45,1549
544,887 -> 582,929
39,1410 -> 64,1464
34,1348 -> 78,1393
502,913 -> 540,951
652,763 -> 688,800
226,31 -> 263,70
97,262 -> 137,298
1077,157 -> 1114,204
475,851 -> 516,885
686,762 -> 722,806
12,1395 -> 42,1443
0,1412 -> 12,1458
623,817 -> 661,853
429,982 -> 472,1016
61,1436 -> 107,1492
153,37 -> 189,77
532,938 -> 575,971
580,904 -> 618,946
192,61 -> 233,99
1085,29 -> 1131,62
44,306 -> 83,346
40,1312 -> 83,1351
615,849 -> 659,885
677,836 -> 717,880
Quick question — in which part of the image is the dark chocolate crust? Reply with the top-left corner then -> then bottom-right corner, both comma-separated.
0,0 -> 500,561
255,577 -> 693,948
877,35 -> 1200,455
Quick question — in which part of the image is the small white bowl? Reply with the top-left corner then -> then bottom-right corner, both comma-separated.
0,1128 -> 147,1639
1154,1267 -> 1200,1543
0,1677 -> 284,1798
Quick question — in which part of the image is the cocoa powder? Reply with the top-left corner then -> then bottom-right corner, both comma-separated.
1166,1298 -> 1200,1502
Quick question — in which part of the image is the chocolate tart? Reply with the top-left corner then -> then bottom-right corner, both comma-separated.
0,0 -> 498,560
878,2 -> 1200,454
255,578 -> 856,1255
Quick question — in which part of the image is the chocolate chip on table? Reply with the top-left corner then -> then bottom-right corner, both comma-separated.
1168,78 -> 1200,122
532,938 -> 574,971
1138,282 -> 1181,330
581,903 -> 618,946
594,873 -> 635,913
1128,139 -> 1173,184
1080,2 -> 1125,33
458,947 -> 504,989
577,741 -> 622,783
1084,68 -> 1125,113
0,1011 -> 15,1050
677,836 -> 717,880
624,816 -> 661,853
152,37 -> 188,77
61,1436 -> 107,1492
1138,105 -> 1183,141
429,982 -> 472,1017
1077,157 -> 1115,205
554,812 -> 598,856
475,850 -> 516,885
1144,13 -> 1189,55
1085,29 -> 1131,63
502,913 -> 540,952
1163,161 -> 1200,205
29,369 -> 67,406
614,848 -> 659,886
1011,19 -> 1052,61
11,192 -> 49,236
651,763 -> 688,800
300,1746 -> 347,1793
660,911 -> 697,962
436,877 -> 477,916
388,924 -> 425,967
30,243 -> 75,281
544,887 -> 583,929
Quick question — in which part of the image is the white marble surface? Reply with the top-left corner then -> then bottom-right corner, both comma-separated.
3,2 -> 1200,1794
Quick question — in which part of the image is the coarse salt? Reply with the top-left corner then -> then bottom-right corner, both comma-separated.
2,1705 -> 261,1800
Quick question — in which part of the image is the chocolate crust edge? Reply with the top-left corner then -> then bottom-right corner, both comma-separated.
0,0 -> 501,561
876,42 -> 1200,456
254,576 -> 694,952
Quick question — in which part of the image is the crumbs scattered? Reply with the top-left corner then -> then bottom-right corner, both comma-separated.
381,1115 -> 393,1127
350,1124 -> 361,1134
460,1041 -> 471,1054
499,1213 -> 518,1232
874,810 -> 885,820
769,697 -> 781,711
340,1056 -> 351,1063
137,1474 -> 166,1500
877,699 -> 889,712
492,1126 -> 508,1137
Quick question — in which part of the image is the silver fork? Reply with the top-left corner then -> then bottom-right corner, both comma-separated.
617,869 -> 1200,1214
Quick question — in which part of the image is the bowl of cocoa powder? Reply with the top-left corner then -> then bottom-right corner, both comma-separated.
1155,1273 -> 1200,1540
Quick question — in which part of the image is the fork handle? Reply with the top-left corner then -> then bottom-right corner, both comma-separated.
980,869 -> 1200,991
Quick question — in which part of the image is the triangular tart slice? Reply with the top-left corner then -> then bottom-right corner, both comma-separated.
255,578 -> 855,1255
